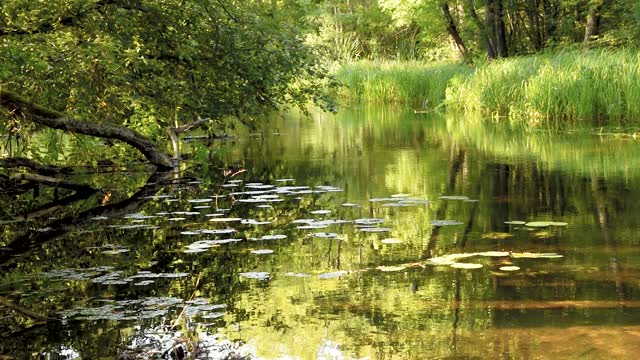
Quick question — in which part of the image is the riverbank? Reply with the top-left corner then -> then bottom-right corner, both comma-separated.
333,49 -> 640,125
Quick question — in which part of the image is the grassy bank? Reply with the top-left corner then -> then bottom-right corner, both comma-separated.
334,49 -> 640,124
333,61 -> 470,109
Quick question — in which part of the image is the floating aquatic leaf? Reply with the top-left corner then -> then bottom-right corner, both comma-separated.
276,178 -> 295,182
381,238 -> 402,244
200,229 -> 236,235
376,265 -> 406,272
315,186 -> 342,192
125,213 -> 157,219
311,232 -> 338,238
134,280 -> 155,286
391,194 -> 410,198
318,271 -> 348,279
499,266 -> 520,271
253,234 -> 287,241
358,227 -> 391,233
504,221 -> 527,225
209,217 -> 242,222
188,199 -> 213,203
227,180 -> 243,184
525,221 -> 568,228
222,183 -> 240,188
297,224 -> 329,230
511,252 -> 563,259
257,205 -> 273,208
193,206 -> 211,209
172,211 -> 200,215
283,272 -> 311,277
92,216 -> 109,221
168,217 -> 186,221
451,263 -> 483,269
477,251 -> 510,257
251,249 -> 274,255
239,272 -> 270,280
181,231 -> 200,235
481,232 -> 514,240
354,218 -> 385,225
427,257 -> 456,266
241,219 -> 272,225
102,249 -> 130,255
341,203 -> 359,207
431,220 -> 463,226
439,195 -> 469,201
311,210 -> 331,215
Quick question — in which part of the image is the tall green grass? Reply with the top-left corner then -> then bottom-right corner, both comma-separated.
333,61 -> 470,108
334,49 -> 640,125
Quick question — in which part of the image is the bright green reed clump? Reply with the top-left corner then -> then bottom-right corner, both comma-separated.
446,49 -> 640,124
333,61 -> 470,107
335,49 -> 640,125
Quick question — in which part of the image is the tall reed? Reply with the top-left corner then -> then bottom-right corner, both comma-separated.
334,49 -> 640,125
333,60 -> 469,108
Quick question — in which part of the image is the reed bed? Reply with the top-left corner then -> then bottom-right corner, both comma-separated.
334,49 -> 640,125
333,60 -> 469,108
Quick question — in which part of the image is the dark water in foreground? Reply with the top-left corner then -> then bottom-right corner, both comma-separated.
2,107 -> 640,359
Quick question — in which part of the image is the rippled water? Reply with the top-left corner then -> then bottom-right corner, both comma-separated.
2,107 -> 640,359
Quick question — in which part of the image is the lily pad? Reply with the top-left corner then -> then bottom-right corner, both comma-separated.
311,210 -> 331,215
381,238 -> 402,244
209,217 -> 242,222
504,221 -> 527,225
250,249 -> 274,255
239,272 -> 270,280
511,252 -> 563,259
450,262 -> 483,269
499,266 -> 520,271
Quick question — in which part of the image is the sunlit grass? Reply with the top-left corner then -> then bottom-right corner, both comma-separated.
332,60 -> 470,107
334,49 -> 640,125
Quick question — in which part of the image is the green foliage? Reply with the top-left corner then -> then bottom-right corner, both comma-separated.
0,0 -> 331,141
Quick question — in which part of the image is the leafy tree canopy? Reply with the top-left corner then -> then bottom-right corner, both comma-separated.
0,0 -> 331,141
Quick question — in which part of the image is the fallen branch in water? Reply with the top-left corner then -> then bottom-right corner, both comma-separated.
0,296 -> 56,322
10,172 -> 97,193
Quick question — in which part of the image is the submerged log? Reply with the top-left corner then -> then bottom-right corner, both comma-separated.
0,89 -> 175,169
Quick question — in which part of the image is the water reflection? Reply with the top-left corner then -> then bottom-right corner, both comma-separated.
2,107 -> 640,359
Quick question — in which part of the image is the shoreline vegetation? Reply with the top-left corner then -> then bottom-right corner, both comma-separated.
333,49 -> 640,125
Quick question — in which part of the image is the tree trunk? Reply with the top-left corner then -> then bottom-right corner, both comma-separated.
0,89 -> 175,169
494,0 -> 509,57
466,0 -> 497,59
584,0 -> 608,42
441,2 -> 471,61
527,0 -> 543,50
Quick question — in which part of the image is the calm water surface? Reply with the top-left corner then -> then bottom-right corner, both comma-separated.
2,107 -> 640,359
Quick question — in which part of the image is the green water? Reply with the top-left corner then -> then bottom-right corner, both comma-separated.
2,107 -> 640,359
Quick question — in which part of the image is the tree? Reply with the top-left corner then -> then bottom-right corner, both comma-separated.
0,0 -> 330,168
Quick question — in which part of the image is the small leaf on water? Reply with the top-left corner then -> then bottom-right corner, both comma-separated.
450,263 -> 483,269
381,238 -> 402,244
250,249 -> 274,255
499,266 -> 520,271
504,221 -> 527,225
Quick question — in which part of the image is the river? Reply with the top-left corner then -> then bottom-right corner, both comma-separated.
1,106 -> 640,359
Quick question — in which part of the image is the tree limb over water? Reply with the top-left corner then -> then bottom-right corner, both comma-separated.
0,89 -> 175,169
